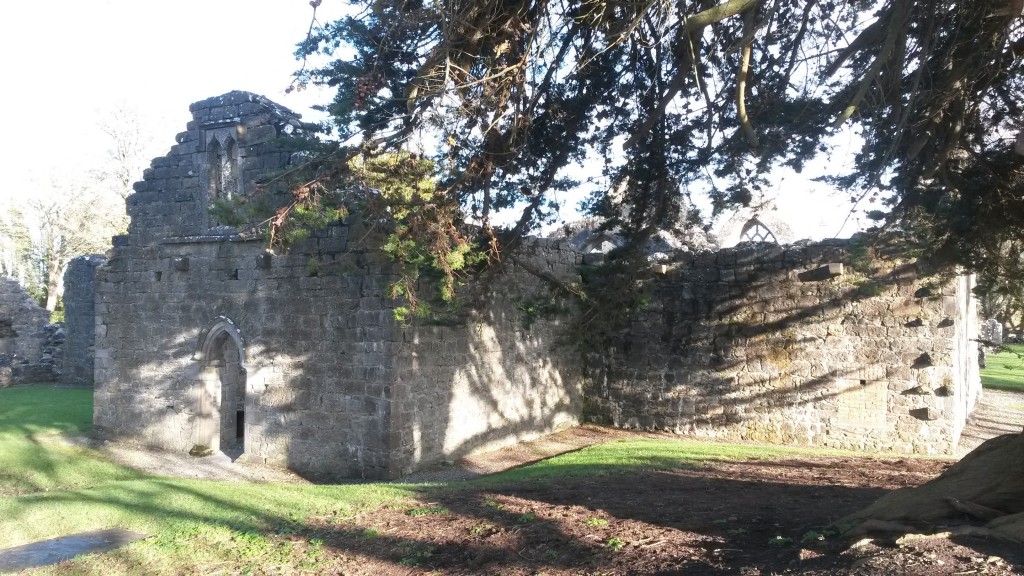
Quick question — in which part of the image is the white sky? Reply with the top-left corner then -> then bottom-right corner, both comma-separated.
0,0 -> 878,243
0,0 -> 343,196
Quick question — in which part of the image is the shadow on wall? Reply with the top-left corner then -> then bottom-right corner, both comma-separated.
95,232 -> 980,480
93,228 -> 582,481
388,255 -> 582,476
89,90 -> 978,481
584,239 -> 980,456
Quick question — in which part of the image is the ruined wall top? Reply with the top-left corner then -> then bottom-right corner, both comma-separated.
186,91 -> 303,132
0,277 -> 48,362
123,91 -> 305,246
62,255 -> 107,386
0,276 -> 52,385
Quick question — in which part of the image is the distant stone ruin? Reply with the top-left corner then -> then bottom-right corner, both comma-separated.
91,92 -> 982,479
63,255 -> 107,386
980,318 -> 1003,347
0,277 -> 60,385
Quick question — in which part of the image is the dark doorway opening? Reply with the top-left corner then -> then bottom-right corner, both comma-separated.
236,410 -> 245,442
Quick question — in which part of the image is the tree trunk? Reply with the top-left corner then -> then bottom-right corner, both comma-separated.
834,432 -> 1024,544
44,242 -> 61,313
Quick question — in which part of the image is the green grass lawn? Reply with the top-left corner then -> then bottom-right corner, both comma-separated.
0,386 -> 897,574
980,344 -> 1024,391
0,386 -> 415,574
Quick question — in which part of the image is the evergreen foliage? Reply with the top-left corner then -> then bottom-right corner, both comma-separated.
284,0 -> 1022,308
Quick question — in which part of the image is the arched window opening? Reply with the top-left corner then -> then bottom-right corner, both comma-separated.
739,217 -> 778,244
221,137 -> 238,199
207,138 -> 223,198
207,136 -> 239,200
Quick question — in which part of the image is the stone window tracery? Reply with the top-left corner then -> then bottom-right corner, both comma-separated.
207,136 -> 239,199
739,217 -> 778,244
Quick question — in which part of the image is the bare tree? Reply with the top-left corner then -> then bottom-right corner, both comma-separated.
95,104 -> 156,201
1,104 -> 154,311
30,177 -> 121,311
0,201 -> 41,297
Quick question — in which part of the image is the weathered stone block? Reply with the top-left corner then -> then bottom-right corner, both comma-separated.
910,407 -> 940,421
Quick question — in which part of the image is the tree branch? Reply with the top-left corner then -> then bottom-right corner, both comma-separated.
832,0 -> 911,128
683,0 -> 761,31
736,8 -> 760,149
624,0 -> 763,149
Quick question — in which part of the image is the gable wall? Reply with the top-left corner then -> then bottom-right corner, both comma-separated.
92,91 -> 582,479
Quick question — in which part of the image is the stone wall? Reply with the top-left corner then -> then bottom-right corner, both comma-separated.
63,255 -> 107,385
584,240 -> 981,455
23,323 -> 65,383
0,277 -> 51,386
94,225 -> 580,479
388,239 -> 581,476
93,91 -> 581,479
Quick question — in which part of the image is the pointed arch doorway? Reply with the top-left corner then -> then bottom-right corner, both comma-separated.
192,317 -> 247,459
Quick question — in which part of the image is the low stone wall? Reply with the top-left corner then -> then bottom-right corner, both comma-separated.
63,255 -> 107,386
19,323 -> 65,382
584,239 -> 981,455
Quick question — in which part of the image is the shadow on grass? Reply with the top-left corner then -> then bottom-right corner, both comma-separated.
0,387 -> 149,497
306,461 -> 908,574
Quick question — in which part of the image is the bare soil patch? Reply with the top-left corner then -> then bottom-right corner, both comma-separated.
57,405 -> 1023,574
310,455 -> 1024,575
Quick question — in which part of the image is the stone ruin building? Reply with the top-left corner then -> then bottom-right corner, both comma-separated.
92,92 -> 581,479
91,91 -> 982,479
0,277 -> 63,386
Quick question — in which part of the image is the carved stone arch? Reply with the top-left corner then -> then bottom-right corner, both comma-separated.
193,316 -> 246,365
739,216 -> 778,244
192,316 -> 248,458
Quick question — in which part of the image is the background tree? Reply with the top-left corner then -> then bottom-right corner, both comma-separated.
977,240 -> 1024,339
0,202 -> 43,300
30,177 -> 124,312
96,105 -> 150,202
0,104 -> 149,312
